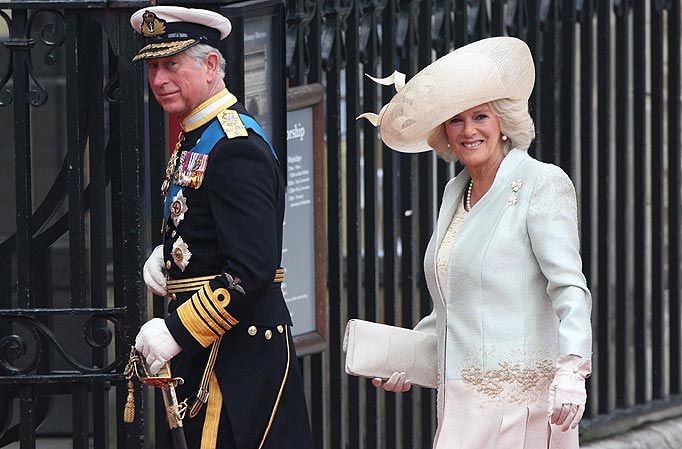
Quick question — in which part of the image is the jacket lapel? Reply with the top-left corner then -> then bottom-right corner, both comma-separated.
447,149 -> 528,271
427,171 -> 470,306
427,149 -> 528,306
463,148 -> 526,221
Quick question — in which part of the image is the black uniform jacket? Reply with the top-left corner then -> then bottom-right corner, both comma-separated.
160,91 -> 310,449
163,101 -> 292,348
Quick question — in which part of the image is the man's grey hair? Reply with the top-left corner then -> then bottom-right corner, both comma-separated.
184,43 -> 226,79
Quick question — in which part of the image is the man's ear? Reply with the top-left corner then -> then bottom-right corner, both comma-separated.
205,52 -> 220,82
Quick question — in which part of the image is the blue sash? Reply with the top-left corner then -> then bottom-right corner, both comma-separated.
238,113 -> 278,162
163,113 -> 278,220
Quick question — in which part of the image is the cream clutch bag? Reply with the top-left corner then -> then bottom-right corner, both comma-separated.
343,319 -> 438,388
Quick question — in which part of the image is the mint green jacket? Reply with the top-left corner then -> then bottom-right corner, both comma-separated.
415,149 -> 592,391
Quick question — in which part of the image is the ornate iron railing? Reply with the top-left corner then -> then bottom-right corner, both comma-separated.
284,0 -> 682,447
0,3 -> 149,448
0,0 -> 680,448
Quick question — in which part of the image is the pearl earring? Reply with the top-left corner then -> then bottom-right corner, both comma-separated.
501,135 -> 508,141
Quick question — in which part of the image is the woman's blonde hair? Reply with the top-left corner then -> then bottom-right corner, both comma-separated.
489,98 -> 535,151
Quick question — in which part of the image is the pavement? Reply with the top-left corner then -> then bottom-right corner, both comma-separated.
582,415 -> 682,449
7,416 -> 682,448
6,438 -> 89,449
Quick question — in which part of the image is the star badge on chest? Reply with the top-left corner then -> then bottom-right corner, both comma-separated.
172,236 -> 192,272
170,190 -> 188,227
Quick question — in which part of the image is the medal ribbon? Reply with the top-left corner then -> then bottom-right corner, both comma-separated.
163,113 -> 279,219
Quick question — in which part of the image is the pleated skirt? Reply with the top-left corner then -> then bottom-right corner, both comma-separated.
433,380 -> 579,449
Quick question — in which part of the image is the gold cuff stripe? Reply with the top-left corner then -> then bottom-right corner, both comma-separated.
167,285 -> 210,293
191,303 -> 228,339
175,265 -> 286,348
203,291 -> 239,327
177,301 -> 214,348
167,269 -> 284,294
167,275 -> 217,286
200,371 -> 222,448
206,294 -> 239,327
188,300 -> 224,346
203,284 -> 239,326
189,298 -> 223,337
167,276 -> 216,294
194,289 -> 232,337
196,288 -> 232,332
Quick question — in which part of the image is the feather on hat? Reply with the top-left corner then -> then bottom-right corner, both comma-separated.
358,37 -> 535,154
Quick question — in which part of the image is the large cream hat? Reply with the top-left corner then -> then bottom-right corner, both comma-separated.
358,36 -> 535,154
130,6 -> 232,62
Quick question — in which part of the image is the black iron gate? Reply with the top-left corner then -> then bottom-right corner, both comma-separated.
0,3 -> 150,448
1,1 -> 681,449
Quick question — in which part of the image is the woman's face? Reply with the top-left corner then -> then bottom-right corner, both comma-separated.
444,103 -> 505,170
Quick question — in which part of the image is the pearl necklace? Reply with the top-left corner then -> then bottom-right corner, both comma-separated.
466,179 -> 473,212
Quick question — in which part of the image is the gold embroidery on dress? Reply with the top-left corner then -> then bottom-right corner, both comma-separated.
460,358 -> 555,402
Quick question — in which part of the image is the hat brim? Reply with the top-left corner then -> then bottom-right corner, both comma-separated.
376,37 -> 534,154
132,39 -> 200,62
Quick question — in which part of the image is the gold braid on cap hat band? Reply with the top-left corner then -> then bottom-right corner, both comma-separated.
133,39 -> 197,62
356,70 -> 406,126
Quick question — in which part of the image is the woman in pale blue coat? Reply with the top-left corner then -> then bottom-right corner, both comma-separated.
358,37 -> 592,449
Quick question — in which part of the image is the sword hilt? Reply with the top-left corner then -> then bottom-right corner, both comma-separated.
123,346 -> 189,449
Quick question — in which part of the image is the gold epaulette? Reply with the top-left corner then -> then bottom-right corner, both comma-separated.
218,109 -> 248,139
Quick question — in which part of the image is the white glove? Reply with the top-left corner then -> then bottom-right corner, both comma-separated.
143,244 -> 167,296
135,318 -> 182,375
371,372 -> 412,392
548,354 -> 591,431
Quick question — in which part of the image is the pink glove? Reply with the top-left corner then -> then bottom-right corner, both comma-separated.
143,245 -> 167,297
371,372 -> 412,392
135,318 -> 181,374
548,354 -> 591,431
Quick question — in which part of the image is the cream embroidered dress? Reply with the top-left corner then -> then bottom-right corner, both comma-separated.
415,149 -> 592,449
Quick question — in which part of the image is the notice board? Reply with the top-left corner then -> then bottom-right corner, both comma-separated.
282,84 -> 326,356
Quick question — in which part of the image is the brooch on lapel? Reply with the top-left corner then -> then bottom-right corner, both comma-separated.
172,236 -> 192,272
509,178 -> 523,206
170,190 -> 188,227
174,150 -> 209,189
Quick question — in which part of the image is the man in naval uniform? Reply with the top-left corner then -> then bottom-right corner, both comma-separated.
130,6 -> 313,449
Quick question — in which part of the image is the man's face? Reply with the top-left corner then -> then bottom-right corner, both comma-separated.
146,51 -> 210,120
